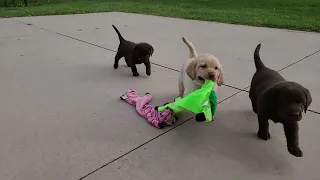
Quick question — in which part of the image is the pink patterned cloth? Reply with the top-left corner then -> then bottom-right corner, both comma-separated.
120,89 -> 173,129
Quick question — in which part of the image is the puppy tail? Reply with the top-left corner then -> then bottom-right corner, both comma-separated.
254,44 -> 265,70
182,37 -> 198,58
112,25 -> 125,41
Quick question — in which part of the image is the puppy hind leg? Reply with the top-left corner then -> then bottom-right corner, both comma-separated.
249,94 -> 257,113
114,53 -> 123,69
178,77 -> 184,97
179,90 -> 184,98
124,58 -> 131,67
252,101 -> 257,113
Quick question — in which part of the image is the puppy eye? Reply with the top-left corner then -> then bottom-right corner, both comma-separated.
200,65 -> 207,68
215,66 -> 218,70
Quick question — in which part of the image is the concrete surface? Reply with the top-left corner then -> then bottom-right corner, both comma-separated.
85,92 -> 320,180
279,53 -> 320,111
12,12 -> 320,89
0,12 -> 319,180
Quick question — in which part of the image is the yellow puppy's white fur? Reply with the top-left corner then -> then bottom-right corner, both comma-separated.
179,37 -> 224,97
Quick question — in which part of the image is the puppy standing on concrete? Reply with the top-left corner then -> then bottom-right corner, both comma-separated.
112,25 -> 154,76
249,44 -> 312,157
179,37 -> 224,97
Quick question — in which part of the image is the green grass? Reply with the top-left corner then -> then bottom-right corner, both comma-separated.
1,0 -> 320,32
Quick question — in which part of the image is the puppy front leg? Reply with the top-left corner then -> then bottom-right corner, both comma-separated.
178,78 -> 184,97
257,114 -> 270,140
283,122 -> 302,157
130,64 -> 139,76
144,62 -> 151,76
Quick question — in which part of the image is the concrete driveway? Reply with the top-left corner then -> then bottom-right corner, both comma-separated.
0,12 -> 319,180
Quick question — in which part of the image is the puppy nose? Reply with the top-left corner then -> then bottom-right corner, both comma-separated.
208,73 -> 215,79
292,112 -> 301,116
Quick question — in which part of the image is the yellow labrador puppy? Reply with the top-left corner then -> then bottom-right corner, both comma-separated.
179,37 -> 224,97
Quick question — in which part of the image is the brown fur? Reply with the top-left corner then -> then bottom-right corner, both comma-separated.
112,25 -> 154,76
249,44 -> 312,157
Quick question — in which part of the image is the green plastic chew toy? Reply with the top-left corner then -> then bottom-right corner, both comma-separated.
157,79 -> 218,122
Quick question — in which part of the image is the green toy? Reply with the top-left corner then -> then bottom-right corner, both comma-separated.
157,80 -> 218,122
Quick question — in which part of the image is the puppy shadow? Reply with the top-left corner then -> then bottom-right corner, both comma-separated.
169,109 -> 295,175
76,63 -> 149,83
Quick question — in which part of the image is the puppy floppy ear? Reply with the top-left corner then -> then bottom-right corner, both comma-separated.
132,45 -> 141,59
258,85 -> 281,114
217,67 -> 224,86
186,60 -> 197,80
303,88 -> 312,113
150,46 -> 154,57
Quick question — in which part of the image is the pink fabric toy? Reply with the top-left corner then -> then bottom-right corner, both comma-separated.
120,89 -> 174,129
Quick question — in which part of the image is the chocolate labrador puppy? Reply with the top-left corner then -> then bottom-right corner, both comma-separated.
112,25 -> 154,76
249,44 -> 312,157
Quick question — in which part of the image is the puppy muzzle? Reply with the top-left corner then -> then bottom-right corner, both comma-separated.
285,110 -> 302,122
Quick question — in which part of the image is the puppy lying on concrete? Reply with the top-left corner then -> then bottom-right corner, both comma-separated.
112,25 -> 154,76
249,44 -> 312,157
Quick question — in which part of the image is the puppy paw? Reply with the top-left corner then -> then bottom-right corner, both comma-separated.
146,70 -> 151,76
288,147 -> 303,157
132,72 -> 140,76
257,130 -> 270,140
113,64 -> 118,69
